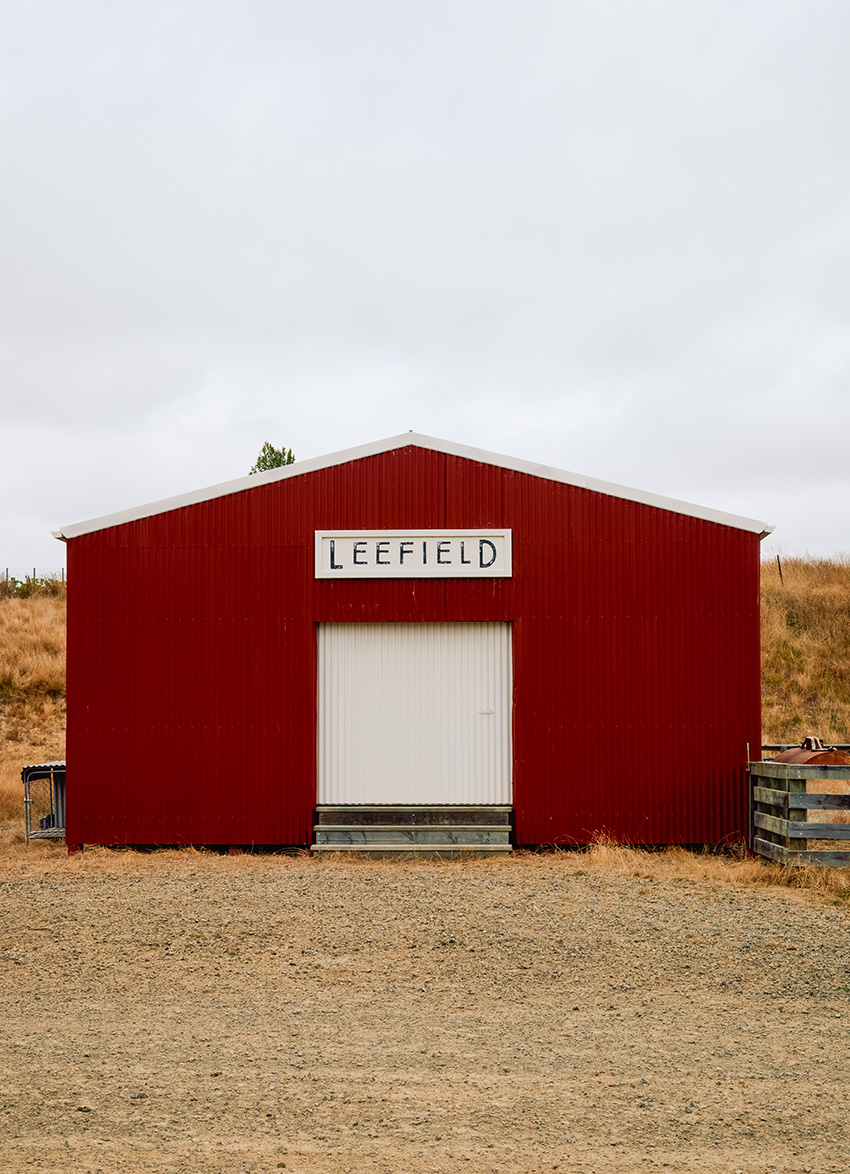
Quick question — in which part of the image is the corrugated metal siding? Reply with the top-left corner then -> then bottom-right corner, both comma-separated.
317,622 -> 512,805
65,446 -> 761,847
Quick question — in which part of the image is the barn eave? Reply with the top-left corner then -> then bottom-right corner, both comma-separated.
52,430 -> 774,541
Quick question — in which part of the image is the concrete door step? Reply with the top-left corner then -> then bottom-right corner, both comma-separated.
314,826 -> 510,846
312,805 -> 514,854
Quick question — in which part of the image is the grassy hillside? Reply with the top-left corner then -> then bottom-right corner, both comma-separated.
761,555 -> 850,743
0,585 -> 66,824
1,559 -> 848,824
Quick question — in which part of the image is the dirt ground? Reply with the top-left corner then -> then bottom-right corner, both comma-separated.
1,846 -> 849,1174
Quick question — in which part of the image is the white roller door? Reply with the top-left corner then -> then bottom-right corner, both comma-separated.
317,622 -> 512,805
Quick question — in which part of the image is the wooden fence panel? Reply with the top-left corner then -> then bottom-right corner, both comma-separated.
749,761 -> 850,867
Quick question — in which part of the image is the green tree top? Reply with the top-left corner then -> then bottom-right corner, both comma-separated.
249,442 -> 296,475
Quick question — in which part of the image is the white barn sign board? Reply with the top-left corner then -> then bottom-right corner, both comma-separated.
315,530 -> 512,579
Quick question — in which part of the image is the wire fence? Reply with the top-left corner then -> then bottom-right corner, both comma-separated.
1,568 -> 66,598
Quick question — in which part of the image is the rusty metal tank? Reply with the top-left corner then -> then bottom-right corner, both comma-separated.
772,736 -> 850,766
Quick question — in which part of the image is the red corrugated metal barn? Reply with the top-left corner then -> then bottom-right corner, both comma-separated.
54,433 -> 772,852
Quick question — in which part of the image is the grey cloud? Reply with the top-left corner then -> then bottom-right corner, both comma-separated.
2,0 -> 850,567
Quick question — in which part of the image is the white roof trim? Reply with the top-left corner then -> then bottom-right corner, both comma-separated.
53,431 -> 774,541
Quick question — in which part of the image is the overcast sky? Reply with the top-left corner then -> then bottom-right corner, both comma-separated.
3,0 -> 849,573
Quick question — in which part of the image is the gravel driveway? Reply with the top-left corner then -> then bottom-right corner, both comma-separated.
2,849 -> 848,1173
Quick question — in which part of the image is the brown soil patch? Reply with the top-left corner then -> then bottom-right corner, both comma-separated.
1,847 -> 849,1173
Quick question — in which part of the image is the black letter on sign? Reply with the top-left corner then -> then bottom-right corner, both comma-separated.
353,541 -> 367,565
460,541 -> 471,565
437,541 -> 451,564
399,541 -> 414,565
330,540 -> 343,570
479,539 -> 497,569
376,541 -> 390,565
422,541 -> 427,565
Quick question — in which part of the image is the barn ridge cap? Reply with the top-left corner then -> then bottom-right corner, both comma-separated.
52,431 -> 774,541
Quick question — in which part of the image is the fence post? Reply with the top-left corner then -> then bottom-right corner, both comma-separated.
787,776 -> 807,857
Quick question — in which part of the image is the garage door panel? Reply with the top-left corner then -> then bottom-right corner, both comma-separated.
317,623 -> 512,805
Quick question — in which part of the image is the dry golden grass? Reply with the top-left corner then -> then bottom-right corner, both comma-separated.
761,553 -> 850,743
0,590 -> 66,823
2,835 -> 850,913
579,835 -> 850,904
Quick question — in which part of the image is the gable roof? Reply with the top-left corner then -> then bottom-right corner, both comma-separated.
53,431 -> 774,541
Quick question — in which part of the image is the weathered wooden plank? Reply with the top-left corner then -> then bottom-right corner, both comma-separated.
753,787 -> 850,810
756,813 -> 850,840
750,761 -> 850,781
753,837 -> 850,867
801,793 -> 850,810
795,850 -> 850,867
794,823 -> 850,839
753,787 -> 790,808
753,837 -> 789,864
754,812 -> 790,837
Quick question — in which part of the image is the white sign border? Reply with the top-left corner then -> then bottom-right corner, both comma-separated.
315,529 -> 512,579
